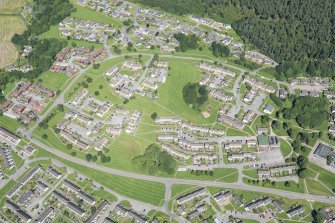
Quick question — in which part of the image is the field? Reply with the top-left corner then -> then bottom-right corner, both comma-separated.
0,0 -> 26,13
37,71 -> 70,91
157,58 -> 219,124
175,168 -> 238,183
0,15 -> 26,68
280,139 -> 292,158
0,115 -> 20,132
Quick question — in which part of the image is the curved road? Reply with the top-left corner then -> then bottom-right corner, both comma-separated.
31,138 -> 335,205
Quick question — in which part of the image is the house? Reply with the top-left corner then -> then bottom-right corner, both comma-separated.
245,197 -> 271,211
161,144 -> 190,160
0,127 -> 21,145
272,200 -> 284,213
279,89 -> 288,99
256,127 -> 268,135
4,200 -> 32,223
36,208 -> 54,223
286,206 -> 305,218
155,116 -> 182,125
263,104 -> 274,114
86,201 -> 109,223
176,188 -> 206,205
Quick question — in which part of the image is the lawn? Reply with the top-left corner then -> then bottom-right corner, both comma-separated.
257,67 -> 278,79
226,127 -> 250,136
176,168 -> 238,183
0,115 -> 20,132
280,139 -> 292,158
32,149 -> 166,206
37,71 -> 70,91
170,184 -> 198,198
305,178 -> 333,196
0,180 -> 15,206
243,177 -> 306,194
242,168 -> 258,179
156,59 -> 219,124
70,0 -> 122,28
308,162 -> 335,191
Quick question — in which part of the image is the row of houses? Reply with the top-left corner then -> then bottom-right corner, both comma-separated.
114,204 -> 148,223
257,163 -> 297,179
0,127 -> 21,146
243,76 -> 275,93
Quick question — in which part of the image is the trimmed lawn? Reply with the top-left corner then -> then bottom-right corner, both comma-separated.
37,71 -> 70,91
33,149 -> 165,206
308,163 -> 335,191
0,180 -> 15,206
257,67 -> 278,79
242,169 -> 258,179
0,116 -> 20,132
280,139 -> 292,158
170,184 -> 198,199
305,178 -> 333,196
226,127 -> 250,136
157,59 -> 219,124
176,168 -> 238,183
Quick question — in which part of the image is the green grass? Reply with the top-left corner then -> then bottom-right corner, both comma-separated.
176,168 -> 238,183
280,139 -> 292,158
0,180 -> 15,206
156,59 -> 219,124
70,0 -> 122,27
11,150 -> 24,169
37,71 -> 70,91
0,116 -> 20,132
170,184 -> 197,198
308,162 -> 335,191
305,178 -> 333,196
243,177 -> 305,194
226,127 -> 250,136
33,149 -> 166,206
242,168 -> 258,179
257,67 -> 278,79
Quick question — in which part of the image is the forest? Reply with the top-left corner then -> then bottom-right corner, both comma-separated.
133,0 -> 335,79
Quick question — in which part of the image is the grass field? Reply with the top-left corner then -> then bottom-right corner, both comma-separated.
280,139 -> 292,158
157,59 -> 219,124
176,168 -> 238,183
0,180 -> 15,206
33,148 -> 166,206
305,178 -> 333,196
37,71 -> 70,91
0,115 -> 20,132
242,168 -> 258,179
0,15 -> 26,68
0,0 -> 26,13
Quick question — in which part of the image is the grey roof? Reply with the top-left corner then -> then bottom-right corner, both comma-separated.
78,190 -> 95,205
48,166 -> 62,178
232,194 -> 244,206
128,210 -> 148,223
85,200 -> 109,223
37,208 -> 54,223
5,200 -> 31,222
177,187 -> 206,204
188,210 -> 200,219
272,200 -> 284,213
67,202 -> 85,216
52,191 -> 70,204
287,206 -> 305,218
115,204 -> 128,215
63,179 -> 80,192
17,190 -> 34,206
104,218 -> 116,223
245,197 -> 271,211
36,180 -> 49,191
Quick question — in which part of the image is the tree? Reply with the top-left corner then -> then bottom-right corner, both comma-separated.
94,91 -> 99,96
93,64 -> 100,69
66,144 -> 73,150
92,155 -> 98,162
297,168 -> 307,178
151,112 -> 158,120
182,82 -> 208,108
326,155 -> 333,165
284,181 -> 291,187
86,77 -> 93,83
57,104 -> 64,112
211,41 -> 230,57
311,210 -> 325,223
42,134 -> 48,140
173,33 -> 199,52
71,151 -> 76,156
86,154 -> 92,161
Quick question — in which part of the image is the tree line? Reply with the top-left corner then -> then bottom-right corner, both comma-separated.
132,0 -> 335,79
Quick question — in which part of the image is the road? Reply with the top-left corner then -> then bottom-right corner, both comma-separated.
30,138 -> 335,205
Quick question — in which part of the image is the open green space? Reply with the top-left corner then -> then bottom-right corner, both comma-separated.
305,178 -> 333,196
280,139 -> 292,158
0,180 -> 15,206
242,168 -> 258,179
176,168 -> 238,183
0,115 -> 20,132
37,71 -> 70,91
33,148 -> 166,206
